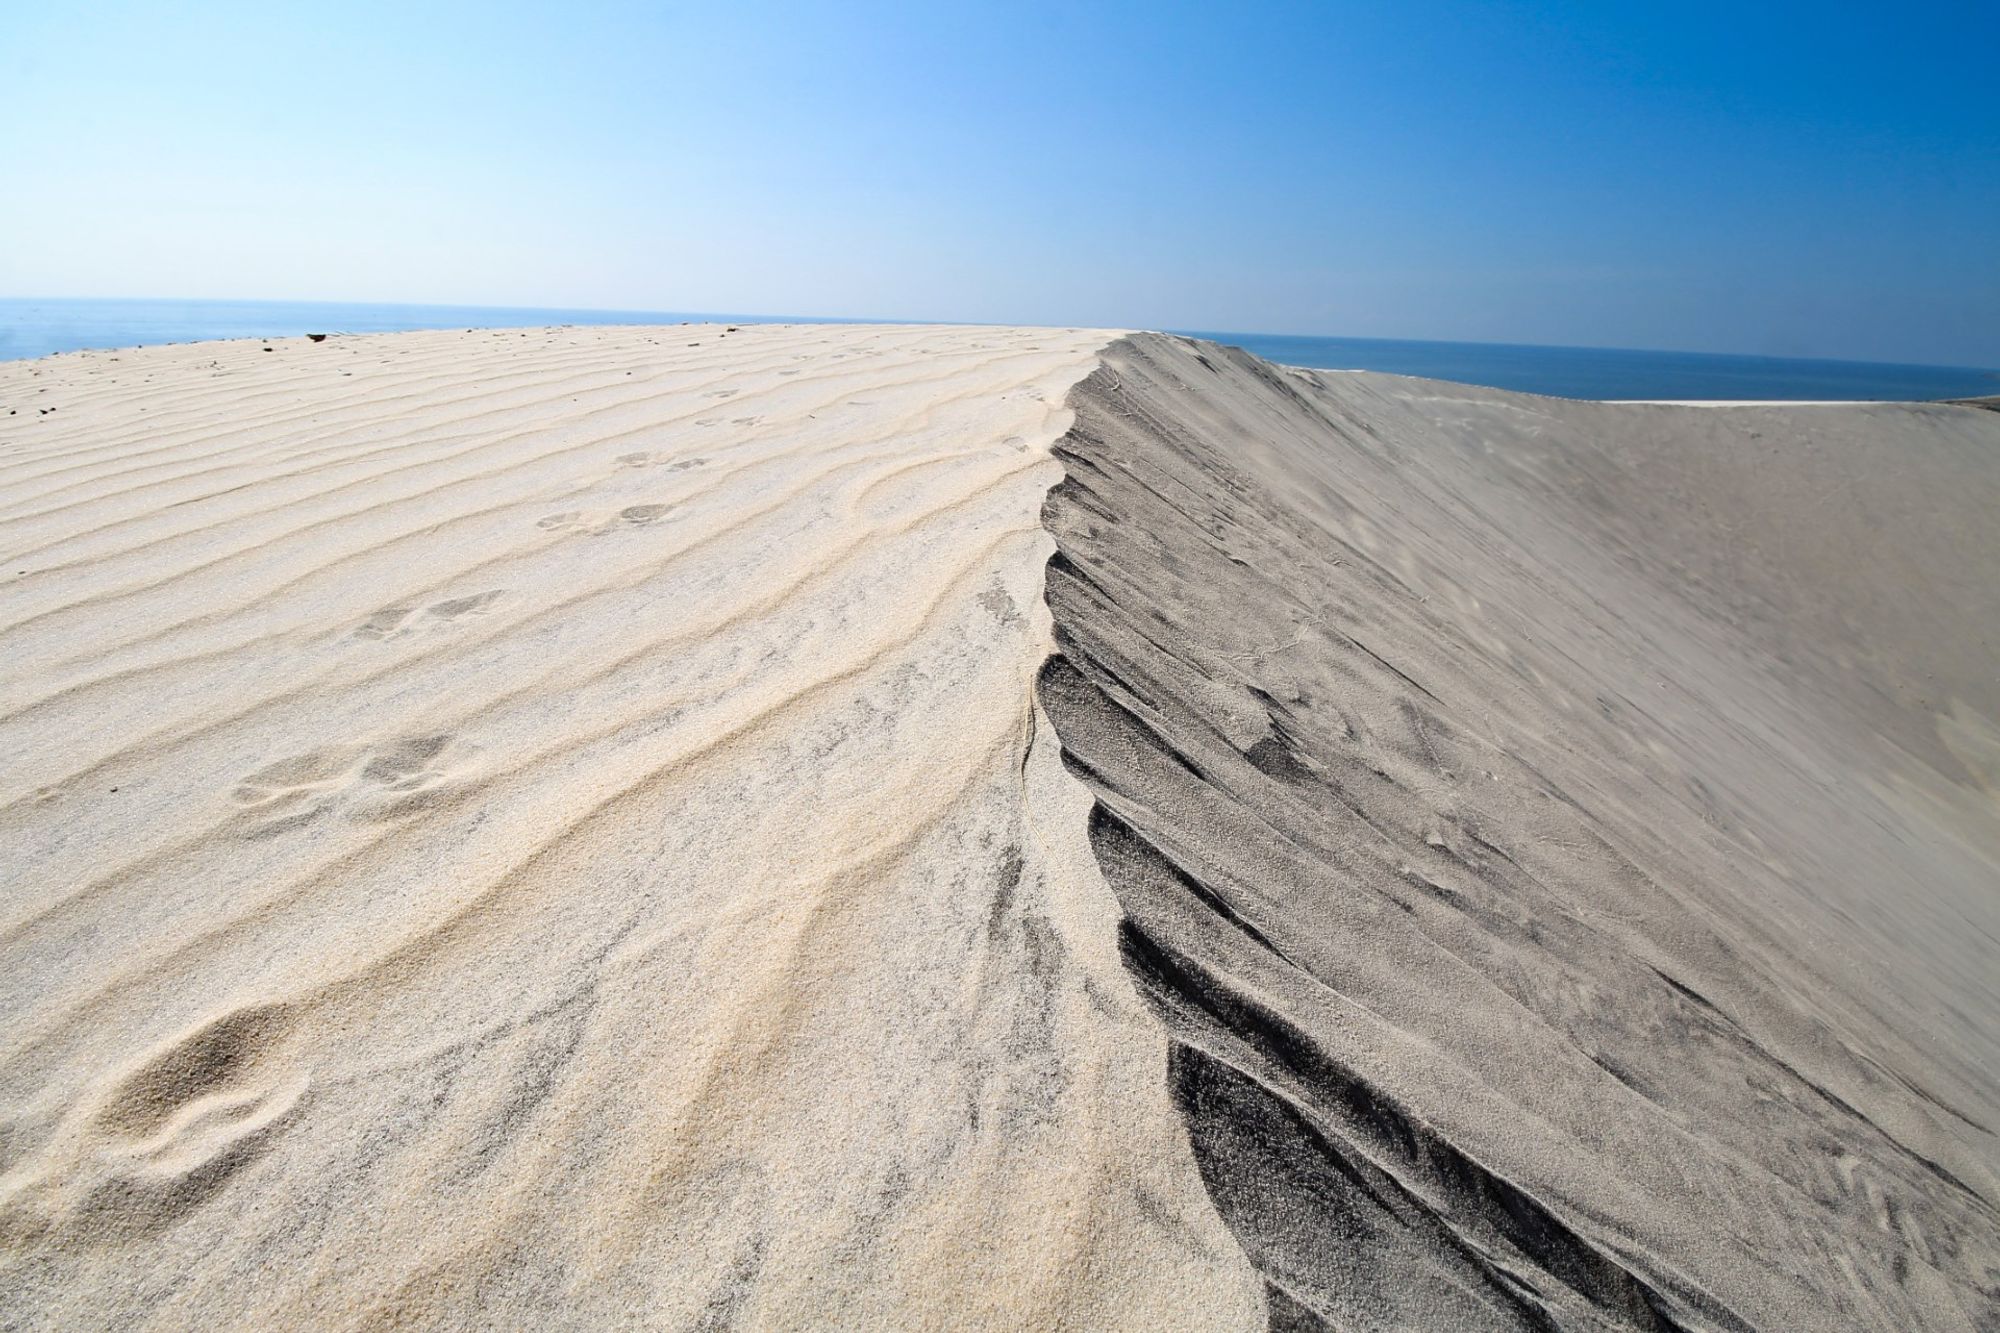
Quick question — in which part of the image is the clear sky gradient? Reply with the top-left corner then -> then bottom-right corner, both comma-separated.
4,1 -> 1995,365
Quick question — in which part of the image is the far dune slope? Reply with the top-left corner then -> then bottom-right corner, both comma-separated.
0,325 -> 1262,1330
1038,335 -> 2000,1330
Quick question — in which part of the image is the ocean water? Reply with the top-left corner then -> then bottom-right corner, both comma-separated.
3,298 -> 1994,402
1190,330 -> 2000,402
0,298 -> 807,364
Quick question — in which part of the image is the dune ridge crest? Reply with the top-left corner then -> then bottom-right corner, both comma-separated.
5,325 -> 1998,1330
0,325 -> 1261,1329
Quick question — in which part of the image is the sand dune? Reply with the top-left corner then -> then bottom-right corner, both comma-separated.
3,327 -> 1997,1330
0,326 -> 1257,1329
1041,337 -> 2000,1329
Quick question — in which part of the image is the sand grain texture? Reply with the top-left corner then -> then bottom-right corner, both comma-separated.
3,326 -> 1998,1331
0,325 -> 1259,1330
1039,336 -> 2000,1330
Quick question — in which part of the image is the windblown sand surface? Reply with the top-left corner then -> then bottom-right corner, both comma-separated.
1042,339 -> 2000,1330
0,325 -> 1257,1328
3,327 -> 1997,1330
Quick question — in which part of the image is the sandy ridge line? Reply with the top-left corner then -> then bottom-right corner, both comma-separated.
1,516 -> 1046,1067
0,334 -> 685,474
0,446 -> 1047,821
0,328 -> 923,504
0,359 -> 1069,737
0,448 -> 1059,956
0,324 -> 992,475
3,325 -> 1266,1329
1,327 -> 1090,929
0,323 -> 827,456
0,348 -> 774,514
0,330 -> 998,552
0,341 -> 1064,638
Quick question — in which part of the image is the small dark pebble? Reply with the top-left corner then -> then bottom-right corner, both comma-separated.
307,333 -> 327,342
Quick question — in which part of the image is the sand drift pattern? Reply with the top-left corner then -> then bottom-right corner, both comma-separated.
0,325 -> 1259,1329
2,326 -> 1996,1330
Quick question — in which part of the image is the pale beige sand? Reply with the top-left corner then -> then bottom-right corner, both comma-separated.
6,326 -> 1998,1332
0,326 -> 1261,1329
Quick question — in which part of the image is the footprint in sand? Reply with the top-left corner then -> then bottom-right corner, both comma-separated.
426,590 -> 505,621
230,734 -> 457,836
350,733 -> 459,821
619,504 -> 673,526
71,1004 -> 309,1237
230,748 -> 356,835
536,511 -> 584,530
358,733 -> 451,792
615,452 -> 706,471
352,606 -> 415,640
231,747 -> 357,807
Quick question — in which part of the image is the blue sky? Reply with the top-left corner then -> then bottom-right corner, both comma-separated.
3,1 -> 1995,365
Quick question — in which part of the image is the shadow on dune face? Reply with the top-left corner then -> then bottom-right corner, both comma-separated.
1036,334 -> 2000,1331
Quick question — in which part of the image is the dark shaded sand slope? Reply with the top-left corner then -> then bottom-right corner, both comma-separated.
1038,335 -> 2000,1330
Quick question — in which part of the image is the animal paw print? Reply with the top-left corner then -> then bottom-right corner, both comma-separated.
616,452 -> 706,471
350,590 -> 502,640
230,746 -> 358,836
353,606 -> 415,640
230,734 -> 456,836
72,1004 -> 309,1238
351,734 -> 457,821
232,747 -> 355,808
426,590 -> 504,621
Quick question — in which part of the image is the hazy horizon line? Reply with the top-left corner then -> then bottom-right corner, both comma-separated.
6,294 -> 1995,374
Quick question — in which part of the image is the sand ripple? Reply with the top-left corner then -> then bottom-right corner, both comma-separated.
0,325 -> 1258,1330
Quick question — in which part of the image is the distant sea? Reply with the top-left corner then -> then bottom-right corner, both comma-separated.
0,298 -> 806,363
1195,330 -> 2000,403
4,298 -> 1995,402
